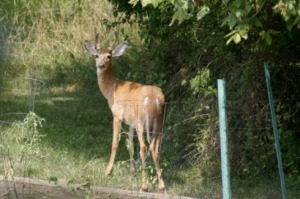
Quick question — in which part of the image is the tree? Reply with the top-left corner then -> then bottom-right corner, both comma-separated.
127,0 -> 300,45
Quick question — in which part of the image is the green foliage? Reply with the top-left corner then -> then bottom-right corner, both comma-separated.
273,0 -> 300,30
189,69 -> 216,96
126,0 -> 300,47
1,0 -> 300,197
0,112 -> 45,178
196,5 -> 210,21
1,112 -> 45,156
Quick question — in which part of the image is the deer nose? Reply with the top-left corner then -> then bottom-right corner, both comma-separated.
98,64 -> 105,69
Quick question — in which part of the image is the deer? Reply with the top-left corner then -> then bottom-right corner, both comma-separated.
83,33 -> 166,194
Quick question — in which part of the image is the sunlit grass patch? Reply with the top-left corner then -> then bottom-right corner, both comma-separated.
1,0 -> 299,198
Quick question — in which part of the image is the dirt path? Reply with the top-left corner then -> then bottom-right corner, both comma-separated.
0,176 -> 195,199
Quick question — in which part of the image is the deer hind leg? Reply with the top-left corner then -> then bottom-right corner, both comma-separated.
150,132 -> 166,194
136,122 -> 148,192
105,117 -> 121,176
129,125 -> 136,175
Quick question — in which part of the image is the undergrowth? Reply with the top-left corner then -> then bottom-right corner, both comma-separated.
0,0 -> 299,198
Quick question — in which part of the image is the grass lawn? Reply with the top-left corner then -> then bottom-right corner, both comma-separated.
1,83 -> 299,198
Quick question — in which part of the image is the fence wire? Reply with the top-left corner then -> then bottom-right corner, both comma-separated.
0,41 -> 51,199
0,41 -> 198,198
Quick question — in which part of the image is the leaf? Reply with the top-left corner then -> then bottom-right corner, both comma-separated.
228,13 -> 237,29
259,30 -> 266,39
244,3 -> 252,15
238,28 -> 248,40
235,9 -> 243,19
251,17 -> 263,28
130,0 -> 163,8
129,0 -> 140,6
169,0 -> 193,25
169,17 -> 176,26
226,37 -> 234,45
225,30 -> 237,38
273,1 -> 285,13
293,16 -> 300,25
197,5 -> 210,20
281,9 -> 291,21
141,0 -> 152,7
222,0 -> 229,5
260,30 -> 274,45
141,0 -> 163,8
269,29 -> 280,35
233,0 -> 242,8
233,33 -> 241,44
265,31 -> 272,45
182,0 -> 189,10
286,19 -> 294,31
221,15 -> 230,27
236,24 -> 249,40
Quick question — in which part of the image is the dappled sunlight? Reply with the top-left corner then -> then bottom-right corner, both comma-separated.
44,84 -> 83,95
1,0 -> 299,198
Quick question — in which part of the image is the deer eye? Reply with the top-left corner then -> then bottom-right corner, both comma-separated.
95,55 -> 99,58
107,55 -> 112,59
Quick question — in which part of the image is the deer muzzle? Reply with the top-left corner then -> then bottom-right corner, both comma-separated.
98,64 -> 105,69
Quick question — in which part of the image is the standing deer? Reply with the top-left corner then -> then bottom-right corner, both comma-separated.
84,34 -> 166,193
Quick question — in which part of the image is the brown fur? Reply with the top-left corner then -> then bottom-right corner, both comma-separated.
84,41 -> 166,193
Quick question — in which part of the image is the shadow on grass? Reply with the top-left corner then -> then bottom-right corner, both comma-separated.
3,79 -> 298,198
0,83 -> 131,164
35,87 -> 131,161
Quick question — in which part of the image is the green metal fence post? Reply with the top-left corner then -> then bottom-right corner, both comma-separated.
217,79 -> 231,199
264,63 -> 288,199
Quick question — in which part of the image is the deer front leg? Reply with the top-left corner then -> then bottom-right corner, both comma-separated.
105,117 -> 121,176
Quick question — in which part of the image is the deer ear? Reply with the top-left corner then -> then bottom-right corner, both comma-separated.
84,40 -> 98,55
112,43 -> 127,57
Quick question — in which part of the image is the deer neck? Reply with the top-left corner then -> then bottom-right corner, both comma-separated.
97,67 -> 118,102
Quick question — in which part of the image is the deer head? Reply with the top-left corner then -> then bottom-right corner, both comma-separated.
84,34 -> 127,72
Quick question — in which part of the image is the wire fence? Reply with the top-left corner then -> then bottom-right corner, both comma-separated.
0,41 -> 52,199
0,41 -> 200,198
0,39 -> 290,198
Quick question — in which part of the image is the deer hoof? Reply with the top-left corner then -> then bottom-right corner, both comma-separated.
159,187 -> 167,194
105,169 -> 113,176
140,186 -> 148,192
130,166 -> 136,175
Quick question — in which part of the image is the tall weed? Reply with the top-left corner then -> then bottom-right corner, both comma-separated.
0,0 -> 141,82
0,112 -> 45,178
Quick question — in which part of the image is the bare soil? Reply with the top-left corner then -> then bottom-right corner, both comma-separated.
0,180 -> 142,199
0,177 -> 194,199
1,180 -> 84,199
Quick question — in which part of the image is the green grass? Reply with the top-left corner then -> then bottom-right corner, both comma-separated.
1,86 -> 300,198
1,0 -> 300,198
